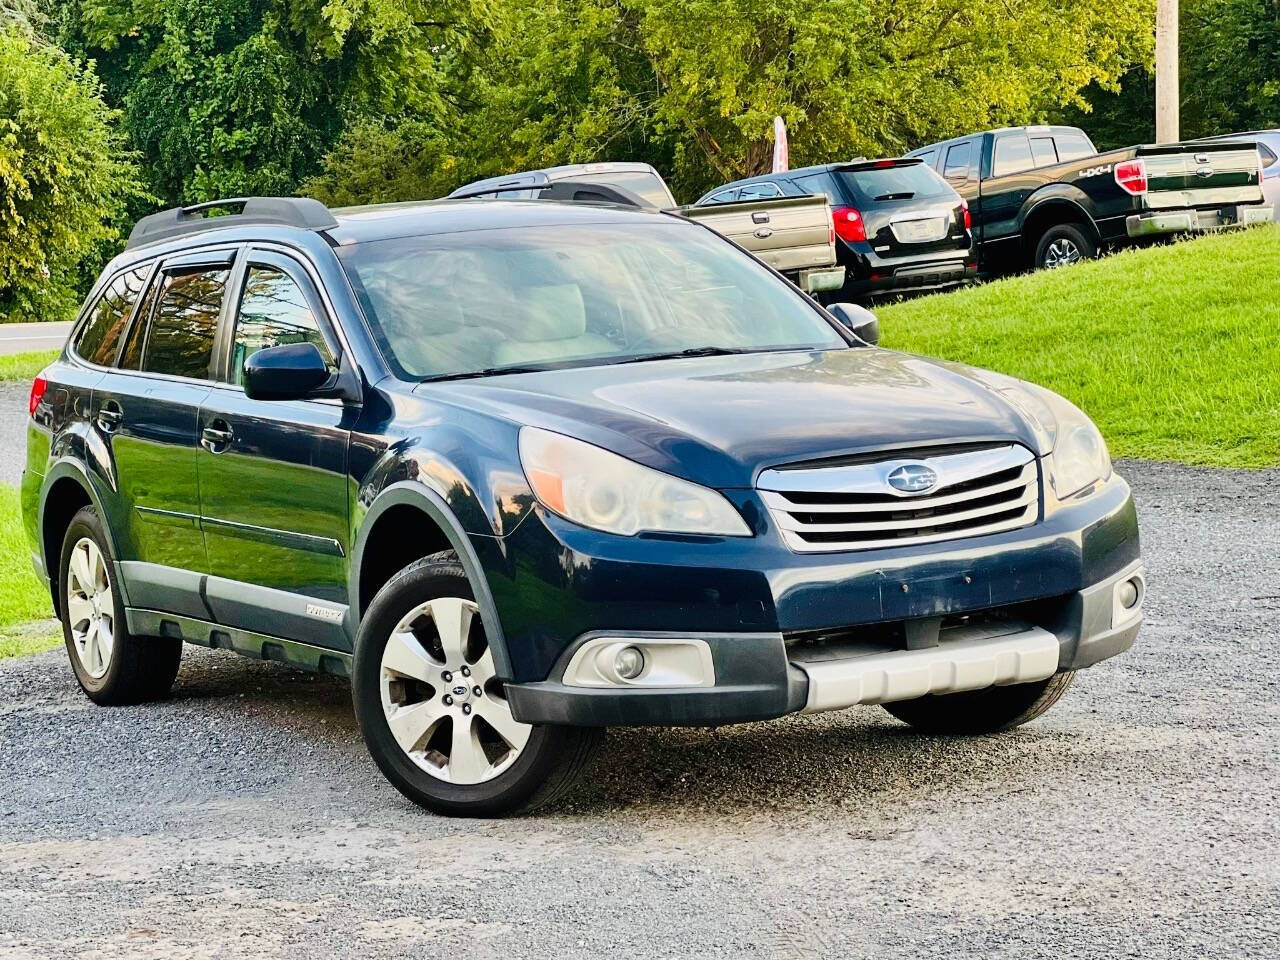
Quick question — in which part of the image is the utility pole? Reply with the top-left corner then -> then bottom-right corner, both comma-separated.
1155,0 -> 1179,143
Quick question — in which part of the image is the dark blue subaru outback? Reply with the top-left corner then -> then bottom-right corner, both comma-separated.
22,196 -> 1144,816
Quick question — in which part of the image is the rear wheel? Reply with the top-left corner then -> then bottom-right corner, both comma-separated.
882,672 -> 1076,735
352,552 -> 602,816
59,506 -> 182,705
1033,223 -> 1096,270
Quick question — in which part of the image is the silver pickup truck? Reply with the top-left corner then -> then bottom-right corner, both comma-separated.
448,162 -> 844,294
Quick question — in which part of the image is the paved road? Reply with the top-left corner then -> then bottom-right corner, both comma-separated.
0,460 -> 1276,959
0,321 -> 70,356
1,384 -> 29,488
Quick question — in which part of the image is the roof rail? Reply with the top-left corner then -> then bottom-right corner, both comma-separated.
125,197 -> 340,250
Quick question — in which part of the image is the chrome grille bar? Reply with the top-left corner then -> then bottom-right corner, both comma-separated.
758,444 -> 1040,553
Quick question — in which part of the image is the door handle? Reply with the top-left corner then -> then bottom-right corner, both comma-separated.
96,401 -> 123,432
201,420 -> 234,452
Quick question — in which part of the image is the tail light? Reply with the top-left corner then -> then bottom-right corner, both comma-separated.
1114,159 -> 1148,195
961,199 -> 972,230
832,206 -> 866,244
28,375 -> 48,417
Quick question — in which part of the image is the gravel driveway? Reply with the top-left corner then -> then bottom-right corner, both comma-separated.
1,459 -> 1277,959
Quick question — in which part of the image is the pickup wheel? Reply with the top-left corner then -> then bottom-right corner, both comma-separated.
881,672 -> 1076,735
352,551 -> 603,817
1033,223 -> 1096,270
58,506 -> 182,705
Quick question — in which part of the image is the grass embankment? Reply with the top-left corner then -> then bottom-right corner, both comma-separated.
0,349 -> 59,382
0,486 -> 57,658
879,226 -> 1280,468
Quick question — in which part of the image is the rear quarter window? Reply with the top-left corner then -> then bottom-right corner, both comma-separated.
792,173 -> 843,204
1054,132 -> 1096,162
74,265 -> 151,367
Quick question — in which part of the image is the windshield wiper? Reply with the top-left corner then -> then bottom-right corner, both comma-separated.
615,346 -> 760,365
420,364 -> 555,382
873,191 -> 915,201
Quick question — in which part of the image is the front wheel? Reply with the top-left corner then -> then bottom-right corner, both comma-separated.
1033,223 -> 1096,270
352,552 -> 602,816
881,672 -> 1076,735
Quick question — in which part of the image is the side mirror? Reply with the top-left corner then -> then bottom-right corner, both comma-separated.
243,342 -> 332,401
827,302 -> 881,346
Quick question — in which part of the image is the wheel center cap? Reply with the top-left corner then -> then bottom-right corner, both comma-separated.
449,682 -> 472,704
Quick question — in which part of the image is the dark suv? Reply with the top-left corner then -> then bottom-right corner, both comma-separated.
695,159 -> 977,301
23,196 -> 1144,816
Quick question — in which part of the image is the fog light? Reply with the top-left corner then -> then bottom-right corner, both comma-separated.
1118,578 -> 1140,610
614,645 -> 646,680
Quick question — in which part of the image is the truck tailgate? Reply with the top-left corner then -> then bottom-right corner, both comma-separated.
680,195 -> 836,273
1139,142 -> 1265,209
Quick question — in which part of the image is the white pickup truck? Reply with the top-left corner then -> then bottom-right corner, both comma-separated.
447,162 -> 845,294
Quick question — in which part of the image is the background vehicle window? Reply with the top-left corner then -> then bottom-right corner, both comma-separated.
703,188 -> 739,204
836,162 -> 952,203
1030,137 -> 1058,167
792,174 -> 842,203
141,268 -> 228,379
737,181 -> 783,200
1258,143 -> 1278,168
914,150 -> 937,168
992,134 -> 1034,177
231,266 -> 334,385
75,265 -> 149,367
1053,132 -> 1096,162
943,143 -> 972,181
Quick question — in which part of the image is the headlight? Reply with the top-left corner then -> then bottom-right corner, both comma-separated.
1009,384 -> 1111,499
518,427 -> 751,537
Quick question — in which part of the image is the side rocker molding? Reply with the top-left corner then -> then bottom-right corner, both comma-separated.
350,481 -> 515,680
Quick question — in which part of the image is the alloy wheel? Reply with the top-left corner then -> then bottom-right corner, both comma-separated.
1043,238 -> 1082,269
66,537 -> 115,680
378,596 -> 531,784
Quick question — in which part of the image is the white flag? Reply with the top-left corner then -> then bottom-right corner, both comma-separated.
772,116 -> 789,173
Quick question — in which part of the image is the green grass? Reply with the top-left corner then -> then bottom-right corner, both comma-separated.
1,485 -> 55,651
879,226 -> 1280,468
0,349 -> 58,382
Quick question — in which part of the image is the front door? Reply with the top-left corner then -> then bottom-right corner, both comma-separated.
196,250 -> 354,649
93,253 -> 234,618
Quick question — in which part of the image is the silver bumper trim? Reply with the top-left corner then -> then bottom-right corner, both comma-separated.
794,625 -> 1060,714
1126,204 -> 1274,238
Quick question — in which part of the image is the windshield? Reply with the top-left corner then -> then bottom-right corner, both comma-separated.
337,220 -> 847,381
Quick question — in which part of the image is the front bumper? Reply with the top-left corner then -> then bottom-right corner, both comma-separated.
1126,203 -> 1274,238
500,475 -> 1142,727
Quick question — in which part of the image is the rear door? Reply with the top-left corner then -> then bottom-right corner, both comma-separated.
196,248 -> 354,649
92,250 -> 233,616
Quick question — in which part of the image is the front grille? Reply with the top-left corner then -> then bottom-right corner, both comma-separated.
758,444 -> 1040,553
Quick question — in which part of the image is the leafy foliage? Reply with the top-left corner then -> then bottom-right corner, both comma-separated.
0,27 -> 142,321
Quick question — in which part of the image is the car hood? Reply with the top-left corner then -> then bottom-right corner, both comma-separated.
415,348 -> 1042,489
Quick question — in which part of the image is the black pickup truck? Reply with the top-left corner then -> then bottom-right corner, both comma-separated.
907,125 -> 1274,272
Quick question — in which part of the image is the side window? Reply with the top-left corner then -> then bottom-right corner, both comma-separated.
1258,143 -> 1277,168
914,150 -> 937,169
992,134 -> 1034,177
703,188 -> 739,204
793,174 -> 840,203
1030,137 -> 1058,167
231,265 -> 334,386
943,143 -> 973,181
74,265 -> 150,367
1054,132 -> 1095,162
141,268 -> 229,379
737,181 -> 783,200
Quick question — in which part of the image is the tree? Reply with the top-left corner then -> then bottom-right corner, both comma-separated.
439,0 -> 1156,201
56,0 -> 462,204
0,27 -> 143,321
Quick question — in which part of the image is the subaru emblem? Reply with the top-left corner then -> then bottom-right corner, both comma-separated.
887,463 -> 938,494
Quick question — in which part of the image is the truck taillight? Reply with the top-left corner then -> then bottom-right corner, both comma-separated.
832,206 -> 866,244
29,376 -> 47,417
961,199 -> 971,230
1114,159 -> 1148,195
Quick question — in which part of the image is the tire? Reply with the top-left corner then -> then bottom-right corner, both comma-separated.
58,506 -> 182,705
352,551 -> 602,817
1033,223 -> 1096,270
881,672 -> 1076,736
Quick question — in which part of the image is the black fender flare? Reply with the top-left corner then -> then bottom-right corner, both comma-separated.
1017,188 -> 1101,244
349,480 -> 513,679
37,457 -> 124,599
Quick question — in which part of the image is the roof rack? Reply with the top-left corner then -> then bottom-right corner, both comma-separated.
126,197 -> 340,250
